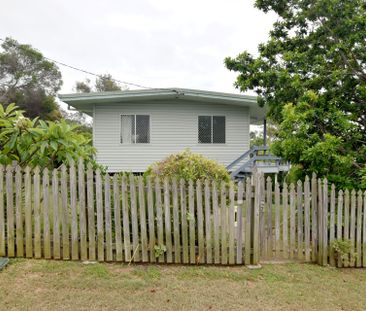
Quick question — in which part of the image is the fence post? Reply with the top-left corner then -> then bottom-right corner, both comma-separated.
252,170 -> 261,265
311,173 -> 317,262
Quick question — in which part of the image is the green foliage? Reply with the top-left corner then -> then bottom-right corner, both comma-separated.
144,149 -> 231,182
153,245 -> 166,258
0,37 -> 62,120
95,74 -> 122,92
0,103 -> 97,169
330,239 -> 356,265
225,0 -> 366,188
271,96 -> 355,187
61,109 -> 93,142
75,74 -> 126,93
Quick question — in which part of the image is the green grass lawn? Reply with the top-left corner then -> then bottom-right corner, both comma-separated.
1,259 -> 366,311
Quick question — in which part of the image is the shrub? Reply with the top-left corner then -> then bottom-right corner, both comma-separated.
0,103 -> 99,169
144,149 -> 231,182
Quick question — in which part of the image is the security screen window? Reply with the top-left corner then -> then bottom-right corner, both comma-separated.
198,116 -> 225,144
121,115 -> 150,144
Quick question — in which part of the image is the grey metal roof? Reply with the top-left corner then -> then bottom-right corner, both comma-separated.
58,88 -> 266,122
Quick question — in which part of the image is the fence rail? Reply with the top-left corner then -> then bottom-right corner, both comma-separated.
0,160 -> 365,267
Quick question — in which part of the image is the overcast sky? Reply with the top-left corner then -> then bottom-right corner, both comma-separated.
1,0 -> 276,96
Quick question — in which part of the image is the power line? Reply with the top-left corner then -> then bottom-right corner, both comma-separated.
0,37 -> 154,90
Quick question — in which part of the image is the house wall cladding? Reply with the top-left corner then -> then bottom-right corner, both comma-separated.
93,100 -> 250,172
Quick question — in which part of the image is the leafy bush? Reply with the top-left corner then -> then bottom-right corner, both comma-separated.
331,239 -> 356,265
144,149 -> 231,182
0,103 -> 98,169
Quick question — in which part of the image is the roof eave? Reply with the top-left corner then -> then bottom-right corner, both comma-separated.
58,88 -> 265,121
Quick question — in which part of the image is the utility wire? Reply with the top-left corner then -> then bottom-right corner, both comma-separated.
0,37 -> 155,90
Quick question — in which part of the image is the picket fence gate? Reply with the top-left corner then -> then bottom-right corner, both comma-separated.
0,159 -> 365,267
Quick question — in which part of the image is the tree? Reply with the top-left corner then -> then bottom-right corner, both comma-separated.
0,37 -> 63,120
0,103 -> 97,169
225,0 -> 366,188
75,78 -> 92,93
74,74 -> 124,93
95,74 -> 122,92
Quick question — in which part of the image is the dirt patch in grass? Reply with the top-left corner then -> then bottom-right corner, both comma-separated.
1,259 -> 366,311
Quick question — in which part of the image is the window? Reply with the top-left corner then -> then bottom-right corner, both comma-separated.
121,115 -> 150,144
198,116 -> 225,144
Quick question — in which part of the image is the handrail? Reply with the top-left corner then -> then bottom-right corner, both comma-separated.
226,145 -> 269,170
230,152 -> 287,178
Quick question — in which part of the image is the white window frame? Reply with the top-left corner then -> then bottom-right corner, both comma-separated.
120,114 -> 150,144
198,115 -> 226,144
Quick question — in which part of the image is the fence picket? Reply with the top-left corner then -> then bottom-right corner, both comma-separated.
282,183 -> 288,259
311,173 -> 317,262
138,177 -> 148,262
147,177 -> 156,262
52,169 -> 60,259
212,181 -> 220,264
322,179 -> 328,266
244,178 -> 252,264
356,190 -> 362,267
25,167 -> 33,258
220,182 -> 227,265
86,163 -> 96,261
337,190 -> 343,267
317,179 -> 323,265
0,165 -> 4,257
204,180 -> 212,264
259,174 -> 265,258
289,183 -> 296,260
304,176 -> 310,262
350,190 -> 356,267
33,166 -> 41,259
274,181 -> 280,258
70,162 -> 79,261
252,173 -> 261,264
155,177 -> 164,263
236,181 -> 244,264
197,180 -> 205,264
329,184 -> 336,266
6,165 -> 15,257
61,165 -> 69,260
96,169 -> 104,262
130,175 -> 140,262
344,189 -> 350,267
42,168 -> 51,259
114,175 -> 123,261
189,180 -> 196,264
78,159 -> 87,261
297,180 -> 303,260
15,166 -> 24,257
172,178 -> 181,263
122,175 -> 131,262
164,178 -> 172,263
105,175 -> 113,261
265,177 -> 272,259
228,182 -> 235,264
178,179 -> 185,263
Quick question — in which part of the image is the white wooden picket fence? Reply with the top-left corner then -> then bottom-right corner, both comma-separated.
0,160 -> 365,267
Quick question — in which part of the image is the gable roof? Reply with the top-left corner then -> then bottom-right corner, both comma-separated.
58,88 -> 266,122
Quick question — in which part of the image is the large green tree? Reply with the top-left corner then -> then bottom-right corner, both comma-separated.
0,38 -> 63,120
225,0 -> 366,188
